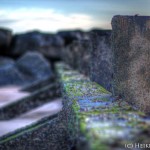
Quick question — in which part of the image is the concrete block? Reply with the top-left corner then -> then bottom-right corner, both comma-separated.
90,30 -> 113,92
111,15 -> 150,113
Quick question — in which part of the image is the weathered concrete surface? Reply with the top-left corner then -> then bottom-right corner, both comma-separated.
0,86 -> 29,108
21,76 -> 55,92
0,113 -> 69,150
77,40 -> 91,76
111,15 -> 150,113
0,83 -> 60,120
56,62 -> 150,150
62,40 -> 91,76
61,29 -> 113,90
0,99 -> 62,136
90,30 -> 113,92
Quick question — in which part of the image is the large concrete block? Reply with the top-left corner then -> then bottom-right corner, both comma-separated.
90,30 -> 113,92
77,40 -> 91,76
111,15 -> 150,113
62,39 -> 91,76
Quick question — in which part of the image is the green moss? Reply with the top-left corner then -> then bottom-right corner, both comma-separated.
61,73 -> 87,82
72,100 -> 80,113
86,129 -> 109,150
80,121 -> 87,133
80,110 -> 102,116
0,121 -> 47,144
91,140 -> 109,150
64,82 -> 84,97
92,97 -> 109,102
136,111 -> 145,116
64,81 -> 111,98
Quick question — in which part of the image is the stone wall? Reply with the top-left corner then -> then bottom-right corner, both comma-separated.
61,29 -> 113,92
55,62 -> 150,150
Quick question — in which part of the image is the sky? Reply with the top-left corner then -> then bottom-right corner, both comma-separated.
0,0 -> 150,33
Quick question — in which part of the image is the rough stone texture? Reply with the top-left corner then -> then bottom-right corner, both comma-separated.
56,62 -> 150,150
90,30 -> 113,92
62,40 -> 91,76
0,83 -> 60,120
16,52 -> 52,82
11,31 -> 64,58
57,30 -> 89,46
0,57 -> 24,86
0,53 -> 53,86
0,28 -> 12,54
77,40 -> 91,76
21,77 -> 55,92
0,113 -> 69,150
111,15 -> 150,113
61,41 -> 79,69
0,57 -> 15,66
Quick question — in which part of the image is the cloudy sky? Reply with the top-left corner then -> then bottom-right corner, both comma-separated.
0,0 -> 150,33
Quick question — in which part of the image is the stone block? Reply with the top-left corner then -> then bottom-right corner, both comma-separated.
111,15 -> 150,113
90,30 -> 113,92
62,39 -> 91,76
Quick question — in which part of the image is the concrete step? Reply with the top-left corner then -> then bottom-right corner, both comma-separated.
0,82 -> 60,120
21,76 -> 56,92
56,62 -> 150,150
0,86 -> 29,108
0,99 -> 69,150
0,113 -> 69,150
0,98 -> 62,136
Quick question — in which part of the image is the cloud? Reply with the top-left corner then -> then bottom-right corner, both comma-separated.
0,8 -> 103,33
